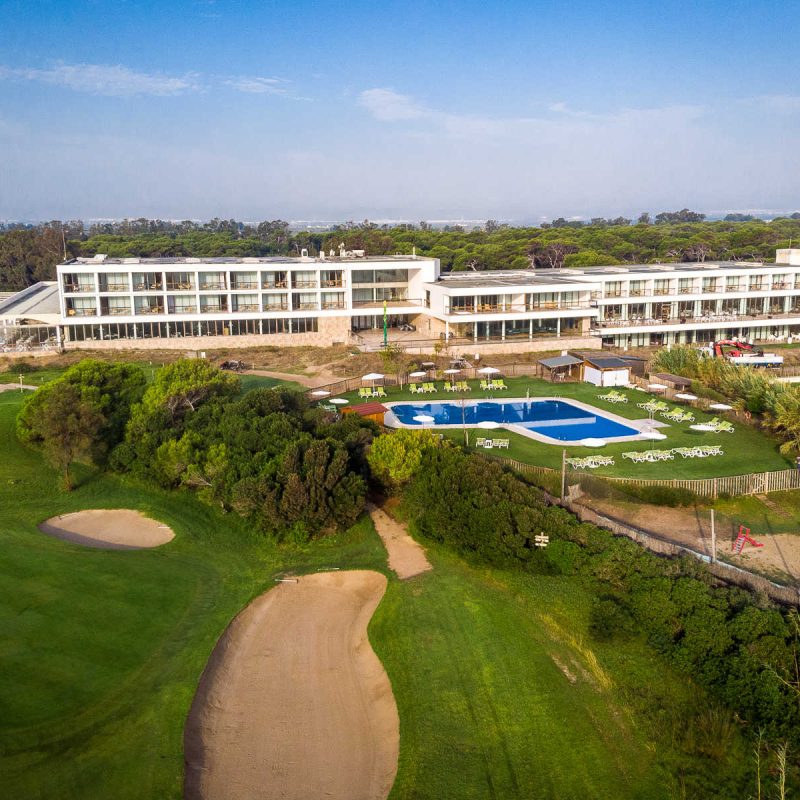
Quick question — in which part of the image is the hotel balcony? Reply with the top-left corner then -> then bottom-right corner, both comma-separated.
593,308 -> 800,329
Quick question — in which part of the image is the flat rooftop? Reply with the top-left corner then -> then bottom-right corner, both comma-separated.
60,254 -> 432,267
434,271 -> 589,289
551,260 -> 773,276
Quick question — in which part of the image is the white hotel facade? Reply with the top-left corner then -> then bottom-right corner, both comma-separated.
4,248 -> 800,354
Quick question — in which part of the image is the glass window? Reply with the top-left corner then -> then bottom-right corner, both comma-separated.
292,271 -> 317,289
352,270 -> 375,284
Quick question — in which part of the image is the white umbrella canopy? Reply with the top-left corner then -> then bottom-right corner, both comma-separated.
580,438 -> 607,447
674,392 -> 698,401
330,398 -> 348,405
310,389 -> 331,397
362,372 -> 384,381
648,383 -> 667,391
709,402 -> 734,411
408,371 -> 427,378
478,366 -> 501,375
443,368 -> 461,374
640,430 -> 667,440
477,420 -> 500,429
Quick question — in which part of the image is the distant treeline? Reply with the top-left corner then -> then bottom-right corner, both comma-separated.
3,212 -> 800,290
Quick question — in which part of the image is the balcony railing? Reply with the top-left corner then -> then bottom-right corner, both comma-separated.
99,283 -> 129,292
64,284 -> 95,293
772,283 -> 789,290
106,307 -> 132,316
678,287 -> 696,294
262,304 -> 289,312
200,305 -> 227,313
594,308 -> 800,328
169,306 -> 197,314
133,283 -> 163,291
166,282 -> 195,291
653,288 -> 671,295
234,303 -> 260,312
293,280 -> 318,289
321,301 -> 346,310
135,306 -> 164,315
749,285 -> 766,291
445,301 -> 592,315
230,282 -> 259,290
66,307 -> 97,316
322,280 -> 344,288
295,302 -> 319,310
262,280 -> 288,289
703,286 -> 721,293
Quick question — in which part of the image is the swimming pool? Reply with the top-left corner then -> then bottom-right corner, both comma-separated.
385,398 -> 643,443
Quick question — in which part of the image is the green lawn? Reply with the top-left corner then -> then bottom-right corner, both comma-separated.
238,373 -> 304,393
338,377 -> 791,478
0,389 -> 750,798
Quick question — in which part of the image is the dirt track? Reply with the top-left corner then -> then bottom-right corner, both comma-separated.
369,505 -> 432,579
184,570 -> 398,800
38,509 -> 174,549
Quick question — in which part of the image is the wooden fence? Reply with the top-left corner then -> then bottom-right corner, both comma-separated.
492,456 -> 800,498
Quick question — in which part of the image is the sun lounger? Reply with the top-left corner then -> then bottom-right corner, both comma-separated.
458,381 -> 471,391
374,387 -> 387,398
444,382 -> 457,392
495,379 -> 507,390
492,439 -> 510,449
359,388 -> 371,399
409,384 -> 421,394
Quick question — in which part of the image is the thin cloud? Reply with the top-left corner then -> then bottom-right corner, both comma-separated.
358,88 -> 428,121
224,76 -> 287,95
0,62 -> 201,96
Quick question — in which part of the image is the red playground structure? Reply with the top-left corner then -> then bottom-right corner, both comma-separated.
732,525 -> 764,554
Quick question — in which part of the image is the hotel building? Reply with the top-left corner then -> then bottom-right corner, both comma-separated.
3,248 -> 800,354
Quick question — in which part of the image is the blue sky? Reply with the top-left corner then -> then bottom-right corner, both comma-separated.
1,0 -> 798,221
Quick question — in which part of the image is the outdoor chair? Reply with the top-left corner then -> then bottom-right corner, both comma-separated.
492,439 -> 510,449
359,388 -> 371,399
495,379 -> 508,390
444,383 -> 457,392
480,380 -> 489,391
458,381 -> 471,391
374,387 -> 387,398
409,384 -> 421,394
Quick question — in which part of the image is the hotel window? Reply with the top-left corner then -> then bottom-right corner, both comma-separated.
262,271 -> 288,289
605,281 -> 623,298
293,292 -> 318,310
702,277 -> 719,293
264,318 -> 289,334
749,277 -> 765,291
132,272 -> 163,291
376,287 -> 407,301
103,297 -> 131,315
292,271 -> 317,289
726,277 -> 742,291
167,295 -> 197,314
165,272 -> 195,290
63,273 -> 96,293
232,294 -> 260,312
199,272 -> 226,290
374,268 -> 408,283
134,295 -> 164,314
320,270 -> 344,288
263,294 -> 288,310
321,292 -> 346,309
772,274 -> 789,289
629,280 -> 645,296
99,272 -> 128,292
678,278 -> 694,294
230,271 -> 259,290
653,279 -> 670,295
292,317 -> 319,334
352,270 -> 375,284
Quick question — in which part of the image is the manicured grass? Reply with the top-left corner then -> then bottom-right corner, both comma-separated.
0,391 -> 387,798
238,373 -> 304,393
340,377 -> 791,478
372,542 -> 748,800
0,388 -> 750,798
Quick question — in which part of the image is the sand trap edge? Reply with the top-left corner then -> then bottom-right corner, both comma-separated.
38,509 -> 175,550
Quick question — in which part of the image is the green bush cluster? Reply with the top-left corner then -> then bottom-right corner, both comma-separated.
651,346 -> 800,453
402,445 -> 800,747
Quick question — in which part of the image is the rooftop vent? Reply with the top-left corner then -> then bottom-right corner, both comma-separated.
122,257 -> 139,264
92,253 -> 107,263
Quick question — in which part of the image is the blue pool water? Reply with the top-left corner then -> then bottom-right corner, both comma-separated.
389,399 -> 639,442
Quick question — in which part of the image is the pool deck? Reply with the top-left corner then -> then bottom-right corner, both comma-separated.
383,397 -> 668,445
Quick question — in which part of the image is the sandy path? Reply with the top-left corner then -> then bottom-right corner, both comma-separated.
184,570 -> 398,800
369,505 -> 432,579
244,368 -> 337,388
0,383 -> 37,392
38,509 -> 174,549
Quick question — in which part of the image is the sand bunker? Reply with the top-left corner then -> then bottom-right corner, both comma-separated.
184,570 -> 398,800
369,504 -> 432,580
38,509 -> 175,550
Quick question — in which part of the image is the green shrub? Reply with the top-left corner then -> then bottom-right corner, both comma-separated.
621,483 -> 702,507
